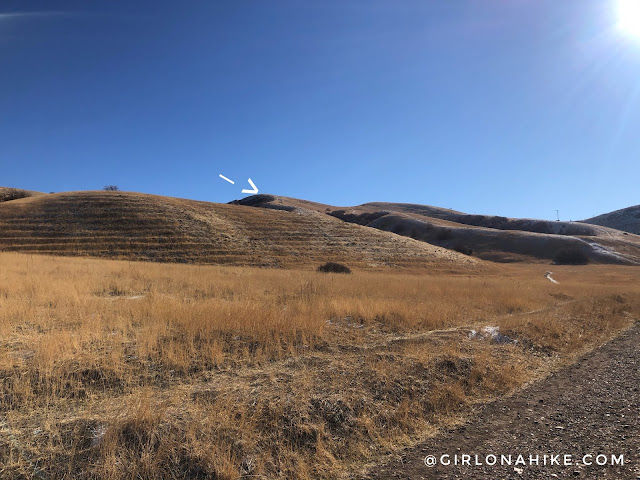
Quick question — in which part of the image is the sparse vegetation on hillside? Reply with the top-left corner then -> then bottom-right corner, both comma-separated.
0,188 -> 29,201
435,228 -> 454,241
452,244 -> 474,256
0,253 -> 638,479
582,204 -> 640,235
0,187 -> 42,203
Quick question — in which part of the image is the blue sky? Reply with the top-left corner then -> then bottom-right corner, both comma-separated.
1,1 -> 639,220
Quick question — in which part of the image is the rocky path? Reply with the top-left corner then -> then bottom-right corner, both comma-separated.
361,323 -> 640,480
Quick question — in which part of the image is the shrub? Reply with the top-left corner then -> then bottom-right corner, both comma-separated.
103,185 -> 120,191
317,262 -> 351,274
553,247 -> 589,265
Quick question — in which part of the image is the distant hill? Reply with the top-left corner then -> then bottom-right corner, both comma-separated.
0,191 -> 474,270
233,195 -> 640,265
581,205 -> 640,235
0,187 -> 45,203
2,190 -> 638,267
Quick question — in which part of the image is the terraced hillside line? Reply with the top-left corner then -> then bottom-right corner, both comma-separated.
360,322 -> 640,480
0,191 -> 474,269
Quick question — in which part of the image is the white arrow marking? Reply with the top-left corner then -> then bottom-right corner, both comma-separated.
219,174 -> 235,184
241,178 -> 259,194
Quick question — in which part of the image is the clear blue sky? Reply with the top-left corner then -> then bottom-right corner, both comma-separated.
1,1 -> 639,220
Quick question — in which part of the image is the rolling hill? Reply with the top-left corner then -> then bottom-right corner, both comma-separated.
0,191 -> 473,270
232,195 -> 640,265
2,189 -> 638,267
582,205 -> 640,235
0,187 -> 45,203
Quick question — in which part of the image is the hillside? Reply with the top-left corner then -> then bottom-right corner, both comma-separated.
0,191 -> 473,269
2,190 -> 638,267
0,186 -> 45,203
233,195 -> 640,265
582,205 -> 640,235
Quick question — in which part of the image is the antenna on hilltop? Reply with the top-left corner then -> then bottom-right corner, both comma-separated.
556,210 -> 560,222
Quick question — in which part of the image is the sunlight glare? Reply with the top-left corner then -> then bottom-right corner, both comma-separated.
617,0 -> 640,38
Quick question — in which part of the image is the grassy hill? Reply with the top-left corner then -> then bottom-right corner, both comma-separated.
234,195 -> 640,265
3,189 -> 637,267
0,186 -> 45,203
0,190 -> 473,269
0,191 -> 639,479
582,205 -> 640,235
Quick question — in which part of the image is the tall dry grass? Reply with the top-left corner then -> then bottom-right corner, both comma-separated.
0,253 -> 638,478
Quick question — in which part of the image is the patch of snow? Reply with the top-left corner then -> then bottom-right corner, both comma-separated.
91,424 -> 107,447
587,242 -> 629,262
544,272 -> 559,284
104,294 -> 146,301
469,326 -> 517,344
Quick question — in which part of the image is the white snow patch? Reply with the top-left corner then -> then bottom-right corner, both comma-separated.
469,326 -> 516,344
587,242 -> 629,262
544,272 -> 559,284
91,424 -> 107,447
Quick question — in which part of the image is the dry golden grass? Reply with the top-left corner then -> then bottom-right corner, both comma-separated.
0,187 -> 44,203
234,195 -> 640,265
0,191 -> 473,269
0,253 -> 638,479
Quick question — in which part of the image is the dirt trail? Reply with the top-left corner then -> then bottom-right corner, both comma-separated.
360,322 -> 640,480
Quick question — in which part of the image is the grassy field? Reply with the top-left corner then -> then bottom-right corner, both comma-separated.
0,253 -> 638,479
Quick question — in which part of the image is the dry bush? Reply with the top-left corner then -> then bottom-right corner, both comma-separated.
0,254 -> 638,478
317,262 -> 351,274
553,247 -> 589,265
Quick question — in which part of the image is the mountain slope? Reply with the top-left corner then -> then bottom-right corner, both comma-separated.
0,187 -> 45,203
234,195 -> 640,265
0,191 -> 474,269
582,205 -> 640,235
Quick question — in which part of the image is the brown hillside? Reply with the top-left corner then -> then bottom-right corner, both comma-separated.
234,195 -> 640,265
0,191 -> 474,269
0,187 -> 45,203
582,205 -> 640,235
